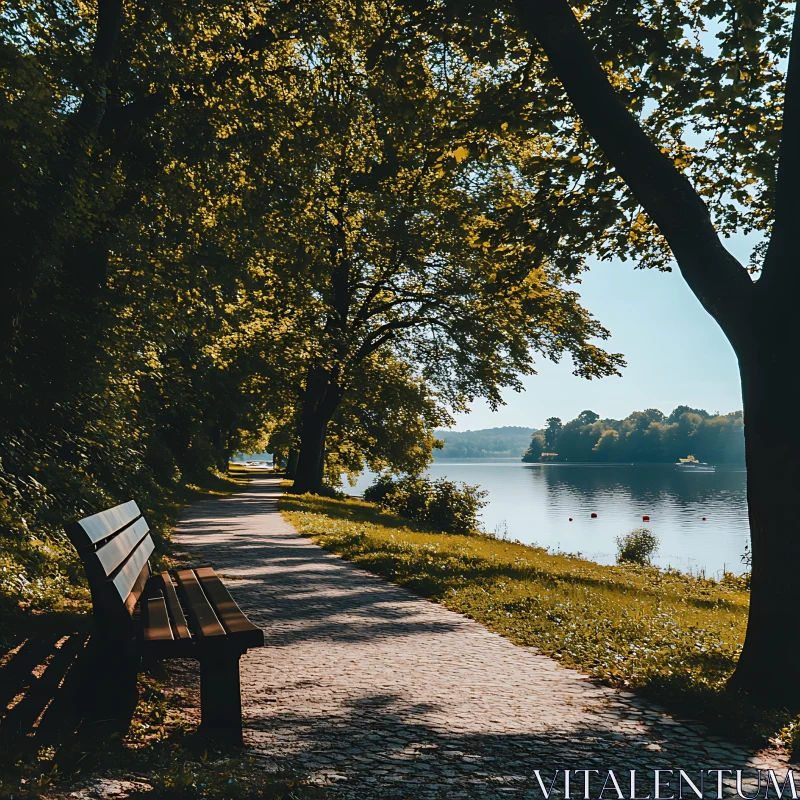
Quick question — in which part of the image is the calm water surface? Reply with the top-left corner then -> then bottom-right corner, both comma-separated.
344,460 -> 750,578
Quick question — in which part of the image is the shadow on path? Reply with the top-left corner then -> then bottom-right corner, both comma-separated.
171,477 -> 785,799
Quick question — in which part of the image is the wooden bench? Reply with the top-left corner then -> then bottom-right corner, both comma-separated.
66,500 -> 264,744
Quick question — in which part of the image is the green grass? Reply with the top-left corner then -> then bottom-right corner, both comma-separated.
280,491 -> 796,749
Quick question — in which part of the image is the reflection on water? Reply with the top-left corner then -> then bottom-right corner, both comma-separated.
344,460 -> 749,578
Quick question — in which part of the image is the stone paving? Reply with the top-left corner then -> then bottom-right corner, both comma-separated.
172,477 -> 789,799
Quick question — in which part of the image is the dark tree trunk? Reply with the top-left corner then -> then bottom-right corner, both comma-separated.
286,448 -> 298,478
292,366 -> 342,494
727,318 -> 800,704
293,416 -> 327,493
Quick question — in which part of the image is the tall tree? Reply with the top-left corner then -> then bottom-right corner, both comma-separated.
226,2 -> 625,493
0,0 -> 315,562
544,416 -> 563,451
0,0 -> 308,419
486,0 -> 798,702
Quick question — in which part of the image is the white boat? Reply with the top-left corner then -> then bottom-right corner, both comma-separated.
676,455 -> 715,473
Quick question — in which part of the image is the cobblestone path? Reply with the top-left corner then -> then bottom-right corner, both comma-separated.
173,477 -> 787,799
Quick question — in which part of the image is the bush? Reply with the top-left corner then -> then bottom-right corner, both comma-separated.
363,474 -> 486,534
361,474 -> 395,505
615,527 -> 659,565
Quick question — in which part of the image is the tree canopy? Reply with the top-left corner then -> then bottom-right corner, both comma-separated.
0,0 -> 628,604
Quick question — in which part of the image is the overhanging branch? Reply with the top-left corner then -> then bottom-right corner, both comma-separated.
512,0 -> 754,333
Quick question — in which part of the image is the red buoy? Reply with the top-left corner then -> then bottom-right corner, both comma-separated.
591,512 -> 598,518
642,515 -> 650,521
702,517 -> 707,521
569,517 -> 573,522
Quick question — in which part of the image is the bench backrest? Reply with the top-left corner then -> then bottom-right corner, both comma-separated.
65,500 -> 155,640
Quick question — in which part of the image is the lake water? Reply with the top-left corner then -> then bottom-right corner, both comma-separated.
344,460 -> 750,578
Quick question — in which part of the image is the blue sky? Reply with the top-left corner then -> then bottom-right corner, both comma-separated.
451,234 -> 756,432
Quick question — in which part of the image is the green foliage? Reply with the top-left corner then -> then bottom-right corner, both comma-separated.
522,406 -> 745,463
0,0 -> 630,508
137,755 -> 319,800
0,525 -> 87,613
280,492 -> 793,746
324,356 -> 452,485
238,0 -> 627,490
363,474 -> 487,534
616,528 -> 659,566
434,427 -> 538,459
409,0 -> 793,253
0,0 -> 304,600
0,467 -> 239,613
543,417 -> 563,452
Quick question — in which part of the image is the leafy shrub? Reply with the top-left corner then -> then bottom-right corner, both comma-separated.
363,474 -> 486,534
361,474 -> 395,505
615,527 -> 659,565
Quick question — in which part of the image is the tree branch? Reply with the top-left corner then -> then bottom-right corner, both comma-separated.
512,0 -> 754,335
75,0 -> 124,133
762,2 -> 800,284
349,305 -> 457,366
353,283 -> 463,333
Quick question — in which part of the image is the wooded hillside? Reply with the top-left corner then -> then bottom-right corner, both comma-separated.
434,427 -> 537,459
523,408 -> 744,464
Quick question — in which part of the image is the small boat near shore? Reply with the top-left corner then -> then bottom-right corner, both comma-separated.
676,455 -> 716,473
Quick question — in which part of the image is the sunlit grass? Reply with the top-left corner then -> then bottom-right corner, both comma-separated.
280,491 -> 793,747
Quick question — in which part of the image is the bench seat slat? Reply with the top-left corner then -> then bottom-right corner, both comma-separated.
174,569 -> 226,639
157,572 -> 191,640
143,595 -> 173,643
140,583 -> 195,658
195,568 -> 264,648
73,500 -> 141,547
96,517 -> 150,576
113,535 -> 155,602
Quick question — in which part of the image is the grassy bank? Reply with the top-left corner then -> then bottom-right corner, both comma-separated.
280,491 -> 795,750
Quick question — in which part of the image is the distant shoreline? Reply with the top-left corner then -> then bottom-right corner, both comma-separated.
432,457 -> 746,466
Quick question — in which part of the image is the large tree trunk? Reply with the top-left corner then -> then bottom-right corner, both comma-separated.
293,413 -> 328,494
727,329 -> 800,704
292,366 -> 342,494
510,0 -> 800,707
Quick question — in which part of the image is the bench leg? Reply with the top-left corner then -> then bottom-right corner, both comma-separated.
78,638 -> 140,737
199,649 -> 244,746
